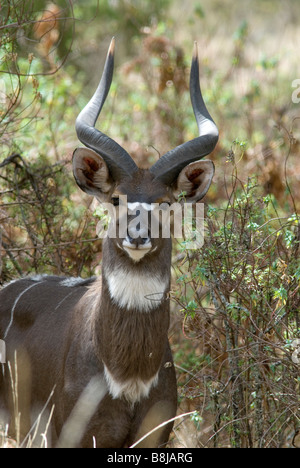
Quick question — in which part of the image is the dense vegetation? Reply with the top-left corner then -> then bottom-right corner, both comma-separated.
0,0 -> 299,448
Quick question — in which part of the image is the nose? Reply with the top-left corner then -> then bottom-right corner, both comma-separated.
126,217 -> 151,248
126,234 -> 150,247
127,209 -> 149,239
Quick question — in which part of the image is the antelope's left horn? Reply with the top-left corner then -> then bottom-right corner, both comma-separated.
150,42 -> 219,185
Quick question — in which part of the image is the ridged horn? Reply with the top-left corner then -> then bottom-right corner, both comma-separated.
150,42 -> 219,185
75,38 -> 138,180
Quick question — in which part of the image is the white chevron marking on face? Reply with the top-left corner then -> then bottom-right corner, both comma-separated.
127,202 -> 154,212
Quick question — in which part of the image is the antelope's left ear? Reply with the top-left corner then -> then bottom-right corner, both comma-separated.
173,160 -> 215,202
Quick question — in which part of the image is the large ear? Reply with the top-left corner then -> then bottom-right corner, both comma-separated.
173,160 -> 215,202
72,148 -> 113,200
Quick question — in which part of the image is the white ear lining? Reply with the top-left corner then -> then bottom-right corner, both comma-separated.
174,160 -> 214,202
72,148 -> 112,198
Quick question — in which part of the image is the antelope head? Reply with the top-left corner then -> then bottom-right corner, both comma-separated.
72,38 -> 218,262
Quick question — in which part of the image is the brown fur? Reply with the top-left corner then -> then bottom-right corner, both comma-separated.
0,151 -> 214,447
0,237 -> 177,448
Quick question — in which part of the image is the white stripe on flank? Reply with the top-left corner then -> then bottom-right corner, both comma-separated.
3,281 -> 43,339
55,290 -> 77,311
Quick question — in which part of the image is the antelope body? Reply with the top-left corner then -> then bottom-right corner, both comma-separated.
0,39 -> 218,448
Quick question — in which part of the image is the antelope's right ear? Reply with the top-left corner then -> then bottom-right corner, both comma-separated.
72,148 -> 113,200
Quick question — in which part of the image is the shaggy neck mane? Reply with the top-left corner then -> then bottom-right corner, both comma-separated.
77,237 -> 172,403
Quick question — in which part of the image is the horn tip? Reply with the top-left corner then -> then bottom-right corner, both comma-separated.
193,41 -> 199,63
109,37 -> 115,57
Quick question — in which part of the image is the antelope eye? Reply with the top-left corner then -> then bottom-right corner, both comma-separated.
111,197 -> 120,207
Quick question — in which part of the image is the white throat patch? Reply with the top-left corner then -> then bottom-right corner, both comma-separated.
104,267 -> 168,312
104,365 -> 159,404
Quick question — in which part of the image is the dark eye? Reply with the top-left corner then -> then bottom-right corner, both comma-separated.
111,197 -> 120,207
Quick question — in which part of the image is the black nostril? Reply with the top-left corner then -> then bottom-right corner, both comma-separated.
127,234 -> 134,243
126,232 -> 150,246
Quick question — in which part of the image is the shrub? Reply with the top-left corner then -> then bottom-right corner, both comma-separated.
173,155 -> 299,447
